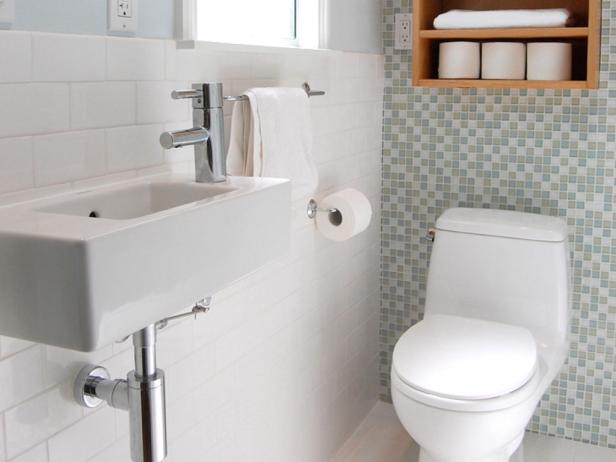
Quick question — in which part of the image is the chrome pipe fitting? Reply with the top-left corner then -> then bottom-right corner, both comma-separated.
74,300 -> 212,462
128,370 -> 166,462
74,365 -> 129,410
133,324 -> 158,379
74,325 -> 167,462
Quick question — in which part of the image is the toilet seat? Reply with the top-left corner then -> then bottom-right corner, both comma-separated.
392,360 -> 542,412
392,314 -> 539,405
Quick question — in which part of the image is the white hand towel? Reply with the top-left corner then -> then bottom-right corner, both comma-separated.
226,88 -> 319,200
433,9 -> 572,29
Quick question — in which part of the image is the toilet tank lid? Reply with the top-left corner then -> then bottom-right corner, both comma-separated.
436,208 -> 568,242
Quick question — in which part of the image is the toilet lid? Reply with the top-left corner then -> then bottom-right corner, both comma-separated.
393,315 -> 538,400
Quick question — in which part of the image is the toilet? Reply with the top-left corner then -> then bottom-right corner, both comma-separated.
391,208 -> 570,462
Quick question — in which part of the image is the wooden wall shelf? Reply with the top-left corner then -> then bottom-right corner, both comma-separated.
418,79 -> 589,89
411,0 -> 601,89
419,27 -> 589,40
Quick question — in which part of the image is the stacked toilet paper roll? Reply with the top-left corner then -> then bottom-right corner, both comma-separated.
315,189 -> 372,242
527,42 -> 572,81
481,42 -> 526,80
439,42 -> 480,79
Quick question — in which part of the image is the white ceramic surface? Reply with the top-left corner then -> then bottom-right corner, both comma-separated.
0,173 -> 291,351
436,207 -> 568,242
426,210 -> 570,346
391,208 -> 570,462
393,315 -> 537,400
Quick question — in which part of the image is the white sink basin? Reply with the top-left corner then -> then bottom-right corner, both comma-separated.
0,174 -> 291,351
39,182 -> 234,220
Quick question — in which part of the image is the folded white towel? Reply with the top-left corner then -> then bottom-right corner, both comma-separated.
433,9 -> 572,29
226,88 -> 319,200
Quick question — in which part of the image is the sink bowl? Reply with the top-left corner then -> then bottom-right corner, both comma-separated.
0,174 -> 291,351
39,182 -> 234,220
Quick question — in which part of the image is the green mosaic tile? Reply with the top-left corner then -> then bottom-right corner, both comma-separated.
380,0 -> 616,450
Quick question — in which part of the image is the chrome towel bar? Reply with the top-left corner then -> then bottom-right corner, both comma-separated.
224,82 -> 325,102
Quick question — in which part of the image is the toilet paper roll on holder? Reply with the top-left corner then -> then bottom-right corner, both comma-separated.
307,199 -> 339,220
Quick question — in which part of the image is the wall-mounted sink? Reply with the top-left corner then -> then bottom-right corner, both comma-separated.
39,182 -> 235,220
0,174 -> 291,351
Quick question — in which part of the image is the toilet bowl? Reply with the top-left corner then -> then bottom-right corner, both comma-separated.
391,208 -> 570,462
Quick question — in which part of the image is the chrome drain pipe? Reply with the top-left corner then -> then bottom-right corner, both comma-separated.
74,324 -> 167,462
74,298 -> 212,462
128,324 -> 167,462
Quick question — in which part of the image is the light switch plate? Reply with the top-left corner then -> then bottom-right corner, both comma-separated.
0,0 -> 15,29
395,13 -> 412,50
108,0 -> 138,36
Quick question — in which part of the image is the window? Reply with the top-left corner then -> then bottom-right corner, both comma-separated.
188,0 -> 321,48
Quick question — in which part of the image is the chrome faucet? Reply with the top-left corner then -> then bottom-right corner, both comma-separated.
160,83 -> 227,183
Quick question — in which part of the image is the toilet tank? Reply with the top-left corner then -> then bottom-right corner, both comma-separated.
425,208 -> 570,346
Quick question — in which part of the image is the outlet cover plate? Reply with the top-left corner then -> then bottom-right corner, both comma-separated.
108,0 -> 138,36
0,0 -> 15,29
395,13 -> 412,50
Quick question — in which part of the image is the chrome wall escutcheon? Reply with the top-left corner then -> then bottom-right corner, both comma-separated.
74,365 -> 111,409
307,198 -> 339,220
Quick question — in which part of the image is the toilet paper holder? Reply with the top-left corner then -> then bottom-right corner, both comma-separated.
307,199 -> 339,220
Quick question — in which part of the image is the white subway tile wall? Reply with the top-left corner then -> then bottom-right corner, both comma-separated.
33,130 -> 106,186
0,84 -> 70,138
70,82 -> 136,130
106,38 -> 166,81
0,30 -> 383,461
0,138 -> 33,194
31,34 -> 106,83
0,32 -> 32,83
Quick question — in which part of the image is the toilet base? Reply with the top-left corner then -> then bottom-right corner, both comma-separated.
417,432 -> 525,462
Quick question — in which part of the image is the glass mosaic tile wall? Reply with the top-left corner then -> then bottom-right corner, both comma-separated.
380,0 -> 616,448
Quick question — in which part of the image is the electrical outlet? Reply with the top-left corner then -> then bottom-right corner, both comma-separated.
118,0 -> 132,18
0,0 -> 15,29
395,13 -> 412,50
108,0 -> 137,35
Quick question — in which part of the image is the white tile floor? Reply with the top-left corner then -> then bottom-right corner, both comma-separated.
332,402 -> 616,462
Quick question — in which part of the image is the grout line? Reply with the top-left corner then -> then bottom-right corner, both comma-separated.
1,413 -> 7,462
27,32 -> 34,82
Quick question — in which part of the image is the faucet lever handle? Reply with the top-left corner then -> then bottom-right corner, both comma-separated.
171,89 -> 204,100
